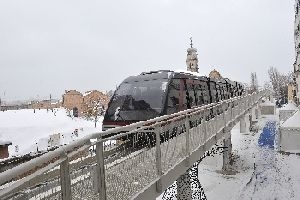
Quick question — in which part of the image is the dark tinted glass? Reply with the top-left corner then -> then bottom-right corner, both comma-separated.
209,82 -> 217,103
105,79 -> 168,121
166,79 -> 180,114
187,83 -> 196,107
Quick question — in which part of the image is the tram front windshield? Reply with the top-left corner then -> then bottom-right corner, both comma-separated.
105,79 -> 168,121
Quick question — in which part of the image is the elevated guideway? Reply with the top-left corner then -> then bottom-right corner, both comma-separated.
0,90 -> 269,200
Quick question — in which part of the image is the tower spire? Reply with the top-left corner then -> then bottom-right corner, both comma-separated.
186,38 -> 199,73
190,37 -> 193,48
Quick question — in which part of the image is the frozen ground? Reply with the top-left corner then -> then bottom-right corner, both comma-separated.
0,108 -> 103,157
198,114 -> 300,200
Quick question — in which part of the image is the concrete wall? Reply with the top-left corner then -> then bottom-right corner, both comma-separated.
261,105 -> 275,115
279,110 -> 295,122
279,128 -> 300,153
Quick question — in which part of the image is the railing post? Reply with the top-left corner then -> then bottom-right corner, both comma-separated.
222,102 -> 227,127
155,125 -> 163,193
230,101 -> 233,121
60,155 -> 72,200
203,111 -> 208,148
185,115 -> 190,167
96,140 -> 107,200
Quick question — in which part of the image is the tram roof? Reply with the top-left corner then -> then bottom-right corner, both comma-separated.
122,70 -> 236,83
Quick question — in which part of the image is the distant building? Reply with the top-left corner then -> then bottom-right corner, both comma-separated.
62,90 -> 84,117
0,140 -> 12,159
294,0 -> 300,104
0,104 -> 29,111
62,90 -> 109,117
209,69 -> 222,79
186,38 -> 199,73
288,83 -> 296,102
278,1 -> 300,153
83,90 -> 109,110
29,99 -> 60,110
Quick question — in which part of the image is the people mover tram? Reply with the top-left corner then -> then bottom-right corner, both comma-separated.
102,70 -> 244,131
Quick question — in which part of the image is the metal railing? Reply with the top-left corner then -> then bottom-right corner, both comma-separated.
0,90 -> 268,200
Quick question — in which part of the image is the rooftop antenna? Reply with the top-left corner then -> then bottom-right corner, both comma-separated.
190,37 -> 193,48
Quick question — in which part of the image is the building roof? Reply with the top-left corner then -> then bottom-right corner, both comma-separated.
0,140 -> 12,146
260,100 -> 275,106
282,109 -> 300,128
209,69 -> 222,79
280,101 -> 298,111
64,90 -> 83,96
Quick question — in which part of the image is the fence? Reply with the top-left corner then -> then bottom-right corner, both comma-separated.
0,90 -> 268,200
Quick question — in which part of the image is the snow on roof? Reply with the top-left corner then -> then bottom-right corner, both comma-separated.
175,69 -> 205,77
281,109 -> 300,128
280,101 -> 298,111
0,140 -> 12,146
260,100 -> 275,106
83,91 -> 93,97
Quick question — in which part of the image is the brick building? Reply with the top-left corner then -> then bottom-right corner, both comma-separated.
0,140 -> 12,159
29,100 -> 61,110
209,69 -> 222,79
62,90 -> 84,117
62,90 -> 109,117
83,90 -> 109,110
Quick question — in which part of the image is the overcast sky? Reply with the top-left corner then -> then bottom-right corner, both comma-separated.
0,0 -> 295,101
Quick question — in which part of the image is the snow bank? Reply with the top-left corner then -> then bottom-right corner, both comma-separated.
0,109 -> 103,156
174,69 -> 206,77
260,100 -> 275,106
280,101 -> 297,111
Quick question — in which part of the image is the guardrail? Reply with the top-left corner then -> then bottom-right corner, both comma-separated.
0,90 -> 268,200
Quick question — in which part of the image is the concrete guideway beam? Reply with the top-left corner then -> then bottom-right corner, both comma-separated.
222,130 -> 233,172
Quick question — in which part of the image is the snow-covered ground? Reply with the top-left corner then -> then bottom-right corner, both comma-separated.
2,107 -> 300,199
0,108 -> 103,157
198,114 -> 300,200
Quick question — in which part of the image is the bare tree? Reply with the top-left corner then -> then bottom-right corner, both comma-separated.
268,66 -> 292,102
250,72 -> 258,93
84,99 -> 105,128
263,82 -> 273,91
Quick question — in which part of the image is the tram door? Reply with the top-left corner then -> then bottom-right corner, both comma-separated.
185,79 -> 197,109
166,79 -> 181,114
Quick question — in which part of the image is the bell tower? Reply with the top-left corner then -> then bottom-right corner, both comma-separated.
186,37 -> 199,73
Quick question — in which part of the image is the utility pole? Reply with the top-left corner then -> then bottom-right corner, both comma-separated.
50,94 -> 53,112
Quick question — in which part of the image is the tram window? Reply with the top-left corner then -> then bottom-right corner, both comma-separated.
166,79 -> 180,114
194,84 -> 203,106
187,82 -> 196,108
209,82 -> 217,103
215,84 -> 221,102
200,82 -> 209,104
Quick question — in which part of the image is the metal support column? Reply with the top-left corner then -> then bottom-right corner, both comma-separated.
240,115 -> 246,133
185,116 -> 191,167
96,140 -> 107,200
270,94 -> 274,103
257,104 -> 261,119
155,125 -> 163,193
251,107 -> 258,122
222,130 -> 232,172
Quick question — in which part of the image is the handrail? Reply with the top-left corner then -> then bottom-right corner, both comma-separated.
0,94 -> 251,186
0,90 -> 269,200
